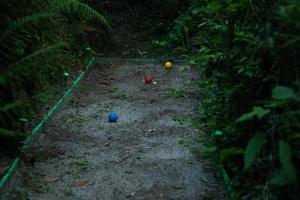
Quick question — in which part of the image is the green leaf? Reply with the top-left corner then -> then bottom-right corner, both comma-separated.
244,133 -> 267,170
236,112 -> 256,122
253,106 -> 270,119
197,22 -> 207,28
213,130 -> 223,136
189,60 -> 196,65
63,72 -> 70,77
236,106 -> 270,122
279,140 -> 297,184
19,118 -> 28,123
272,86 -> 295,100
191,8 -> 201,15
271,169 -> 289,186
264,99 -> 288,107
49,0 -> 111,30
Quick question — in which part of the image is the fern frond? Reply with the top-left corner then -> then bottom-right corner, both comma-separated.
0,45 -> 16,63
0,42 -> 67,87
10,42 -> 67,67
0,128 -> 18,137
0,12 -> 54,43
0,101 -> 24,130
0,12 -> 58,66
0,101 -> 23,112
0,128 -> 24,139
48,0 -> 111,30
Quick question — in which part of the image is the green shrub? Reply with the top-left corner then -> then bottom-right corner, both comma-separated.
163,0 -> 300,198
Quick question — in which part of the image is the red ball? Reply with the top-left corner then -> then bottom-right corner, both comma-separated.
144,75 -> 153,84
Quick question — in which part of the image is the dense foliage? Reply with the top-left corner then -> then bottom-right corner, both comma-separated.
152,0 -> 300,199
0,0 -> 109,153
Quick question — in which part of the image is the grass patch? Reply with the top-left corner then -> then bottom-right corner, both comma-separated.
114,93 -> 129,100
178,65 -> 191,72
74,159 -> 90,170
177,138 -> 186,145
108,86 -> 118,93
172,114 -> 190,127
169,88 -> 184,98
24,173 -> 49,193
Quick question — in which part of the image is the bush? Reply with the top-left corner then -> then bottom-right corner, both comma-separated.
163,0 -> 300,198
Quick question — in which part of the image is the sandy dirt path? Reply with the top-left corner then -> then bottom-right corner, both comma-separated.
5,61 -> 226,200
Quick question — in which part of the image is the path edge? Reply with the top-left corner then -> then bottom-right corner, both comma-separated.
0,57 -> 95,198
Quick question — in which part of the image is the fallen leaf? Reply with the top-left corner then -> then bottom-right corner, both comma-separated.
99,72 -> 108,76
74,179 -> 89,187
44,176 -> 60,183
99,80 -> 110,85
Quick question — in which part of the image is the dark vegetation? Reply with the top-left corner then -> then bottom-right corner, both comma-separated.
1,0 -> 299,199
0,0 -> 110,155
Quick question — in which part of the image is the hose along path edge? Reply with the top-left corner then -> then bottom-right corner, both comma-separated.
0,57 -> 95,197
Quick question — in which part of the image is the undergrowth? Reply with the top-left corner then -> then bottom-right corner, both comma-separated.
0,0 -> 110,153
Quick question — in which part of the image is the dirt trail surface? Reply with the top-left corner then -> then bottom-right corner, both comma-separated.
5,62 -> 226,200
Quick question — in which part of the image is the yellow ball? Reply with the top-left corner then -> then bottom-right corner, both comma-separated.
164,61 -> 173,69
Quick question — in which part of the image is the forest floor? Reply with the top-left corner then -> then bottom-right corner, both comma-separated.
5,61 -> 227,200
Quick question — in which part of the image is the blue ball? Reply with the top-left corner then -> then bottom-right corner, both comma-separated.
108,112 -> 119,122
